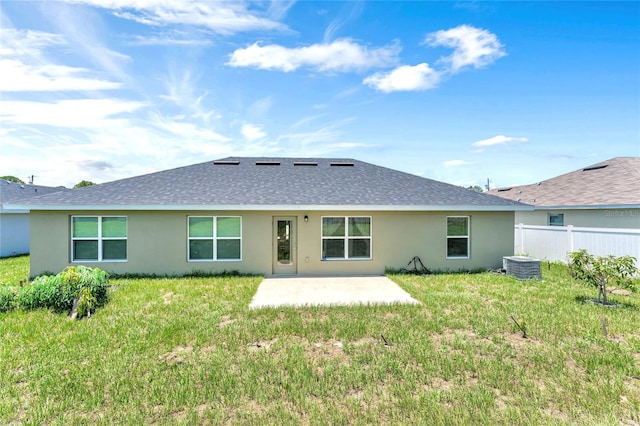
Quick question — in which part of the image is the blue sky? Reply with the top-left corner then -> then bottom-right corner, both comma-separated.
1,1 -> 638,189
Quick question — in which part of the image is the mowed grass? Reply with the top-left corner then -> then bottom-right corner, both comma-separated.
1,257 -> 639,424
0,255 -> 30,286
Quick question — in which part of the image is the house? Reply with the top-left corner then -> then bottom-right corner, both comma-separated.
0,180 -> 69,258
489,157 -> 640,229
8,158 -> 529,276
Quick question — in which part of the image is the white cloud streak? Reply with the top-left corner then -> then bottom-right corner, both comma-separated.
444,160 -> 471,167
0,29 -> 122,92
0,99 -> 145,128
472,135 -> 529,147
127,34 -> 213,46
62,0 -> 288,35
45,3 -> 133,85
323,0 -> 364,42
150,113 -> 230,142
227,39 -> 400,72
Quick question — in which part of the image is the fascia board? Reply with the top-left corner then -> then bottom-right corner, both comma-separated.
10,204 -> 533,212
533,204 -> 640,210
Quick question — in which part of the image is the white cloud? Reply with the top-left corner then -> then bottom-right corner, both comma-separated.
62,0 -> 288,35
472,135 -> 528,147
323,0 -> 364,42
241,123 -> 266,141
127,34 -> 213,46
227,39 -> 400,72
246,96 -> 273,121
0,28 -> 65,56
425,24 -> 506,73
159,67 -> 218,121
0,29 -> 121,92
46,3 -> 133,85
0,99 -> 145,128
151,113 -> 230,142
363,63 -> 441,92
361,25 -> 504,93
444,160 -> 471,167
0,59 -> 121,92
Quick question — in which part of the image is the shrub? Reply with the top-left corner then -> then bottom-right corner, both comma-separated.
56,266 -> 110,316
77,287 -> 97,318
0,286 -> 17,313
8,266 -> 110,317
16,275 -> 58,310
569,249 -> 638,305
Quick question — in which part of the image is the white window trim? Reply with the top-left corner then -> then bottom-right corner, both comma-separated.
71,215 -> 128,263
446,216 -> 470,260
187,216 -> 242,262
321,216 -> 372,261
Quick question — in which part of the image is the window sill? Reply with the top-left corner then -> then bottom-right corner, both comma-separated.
188,259 -> 242,262
72,260 -> 128,263
321,258 -> 372,261
446,256 -> 470,260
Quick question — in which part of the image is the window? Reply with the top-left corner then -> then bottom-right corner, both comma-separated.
321,216 -> 371,260
188,216 -> 241,261
447,216 -> 469,259
72,216 -> 127,262
549,213 -> 564,226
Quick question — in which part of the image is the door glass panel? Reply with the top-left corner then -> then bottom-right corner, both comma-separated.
277,220 -> 292,265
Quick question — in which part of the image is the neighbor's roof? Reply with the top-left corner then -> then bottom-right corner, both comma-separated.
489,157 -> 640,208
0,180 -> 69,212
8,157 -> 529,211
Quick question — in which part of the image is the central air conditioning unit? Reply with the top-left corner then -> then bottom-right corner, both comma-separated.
503,256 -> 541,280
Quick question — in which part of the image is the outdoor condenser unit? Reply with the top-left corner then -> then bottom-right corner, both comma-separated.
503,256 -> 541,280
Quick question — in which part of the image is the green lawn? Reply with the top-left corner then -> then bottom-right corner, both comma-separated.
1,256 -> 639,424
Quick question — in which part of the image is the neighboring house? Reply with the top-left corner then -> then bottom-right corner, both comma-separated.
8,158 -> 529,276
0,180 -> 68,258
489,157 -> 640,229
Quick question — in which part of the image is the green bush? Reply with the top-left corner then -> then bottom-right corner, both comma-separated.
77,287 -> 97,318
0,286 -> 17,313
5,266 -> 110,317
16,275 -> 59,310
569,249 -> 638,305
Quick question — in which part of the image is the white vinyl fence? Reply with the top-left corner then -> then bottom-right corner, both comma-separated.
515,224 -> 640,266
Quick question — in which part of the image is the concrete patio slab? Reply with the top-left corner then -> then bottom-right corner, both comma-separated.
249,275 -> 420,309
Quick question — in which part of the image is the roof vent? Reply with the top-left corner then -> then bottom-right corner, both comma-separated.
582,165 -> 608,172
497,188 -> 512,192
330,162 -> 354,167
255,161 -> 280,166
293,161 -> 318,166
213,160 -> 240,165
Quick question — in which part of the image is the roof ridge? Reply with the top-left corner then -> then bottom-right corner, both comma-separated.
617,157 -> 640,180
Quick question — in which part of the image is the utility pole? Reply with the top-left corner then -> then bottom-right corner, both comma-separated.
485,178 -> 491,191
28,175 -> 36,184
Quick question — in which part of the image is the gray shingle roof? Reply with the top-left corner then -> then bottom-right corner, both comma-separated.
10,157 -> 527,210
489,157 -> 640,207
0,180 -> 69,211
